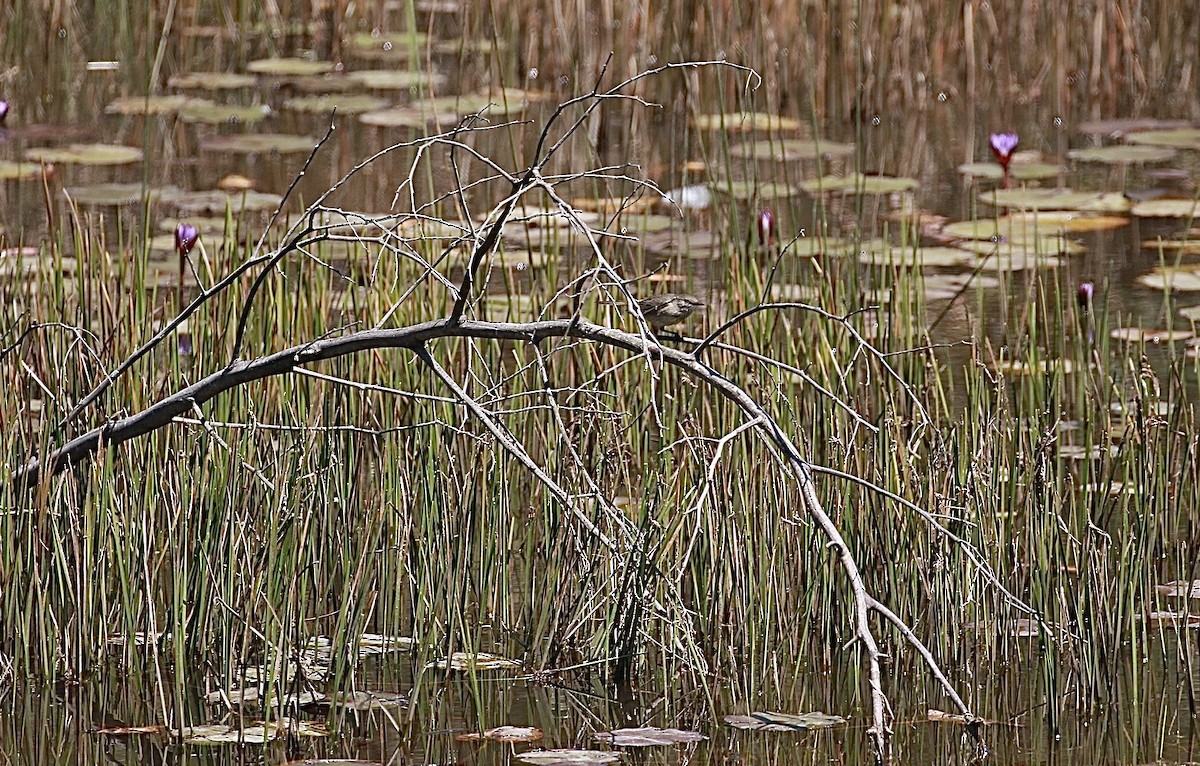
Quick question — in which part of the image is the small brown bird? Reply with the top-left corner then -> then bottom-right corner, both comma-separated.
636,293 -> 706,331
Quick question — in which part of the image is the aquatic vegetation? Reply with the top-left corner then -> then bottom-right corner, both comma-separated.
988,132 -> 1019,187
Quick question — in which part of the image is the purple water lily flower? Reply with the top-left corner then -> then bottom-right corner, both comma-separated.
175,223 -> 199,257
0,100 -> 9,125
757,208 -> 776,247
1076,281 -> 1094,310
988,132 -> 1019,167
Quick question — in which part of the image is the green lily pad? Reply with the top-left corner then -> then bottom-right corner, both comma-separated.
168,71 -> 256,90
1067,145 -> 1177,163
178,99 -> 271,124
347,30 -> 432,58
25,143 -> 143,165
282,75 -> 359,94
1131,199 -> 1200,218
199,133 -> 316,154
1138,268 -> 1200,292
710,180 -> 802,201
161,189 -> 283,214
1109,327 -> 1193,343
246,58 -> 336,76
1124,128 -> 1200,149
944,213 -> 1127,241
178,719 -> 327,745
957,161 -> 1064,180
515,750 -> 620,765
980,188 -> 1131,213
691,111 -> 804,131
801,173 -> 920,194
331,691 -> 408,711
283,94 -> 389,115
723,711 -> 846,731
790,235 -> 884,258
1078,118 -> 1192,137
858,244 -> 974,268
0,161 -> 44,181
410,91 -> 528,118
346,69 -> 446,90
1142,238 -> 1200,253
728,138 -> 855,162
359,107 -> 458,128
65,183 -> 179,206
593,728 -> 706,747
430,652 -> 521,671
105,95 -> 189,115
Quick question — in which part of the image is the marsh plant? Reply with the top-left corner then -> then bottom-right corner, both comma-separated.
1,45 -> 1199,766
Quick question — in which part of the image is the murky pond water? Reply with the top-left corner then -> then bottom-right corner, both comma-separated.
3,2 -> 1200,765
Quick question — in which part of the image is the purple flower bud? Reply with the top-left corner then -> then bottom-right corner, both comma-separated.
988,132 -> 1020,167
757,208 -> 776,246
1076,281 -> 1094,309
175,223 -> 199,257
0,100 -> 9,125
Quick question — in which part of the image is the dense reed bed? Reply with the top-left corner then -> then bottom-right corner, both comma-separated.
1,1 -> 1199,762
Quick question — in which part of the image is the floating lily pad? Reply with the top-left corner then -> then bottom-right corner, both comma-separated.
357,633 -> 417,654
247,58 -> 336,76
980,188 -> 1131,213
1156,580 -> 1200,598
25,143 -> 143,165
858,244 -> 974,268
957,161 -> 1063,180
359,107 -> 457,128
282,75 -> 359,94
1067,145 -> 1177,163
411,91 -> 528,118
1109,327 -> 1193,343
168,72 -> 256,90
92,725 -> 166,736
1131,199 -> 1200,218
332,691 -> 408,711
1124,127 -> 1200,149
923,273 -> 1001,300
691,112 -> 804,131
346,69 -> 446,90
0,161 -> 43,181
178,99 -> 271,124
789,235 -> 883,258
1078,118 -> 1192,137
1142,238 -> 1200,253
1143,611 -> 1200,627
347,30 -> 432,58
926,710 -> 989,726
431,652 -> 521,671
723,711 -> 845,731
944,213 -> 1126,243
178,719 -> 327,745
1181,305 -> 1200,321
199,133 -> 316,154
515,750 -> 620,765
1138,268 -> 1200,292
457,726 -> 544,743
728,138 -> 855,161
710,180 -> 802,201
161,189 -> 283,214
284,94 -> 389,115
105,95 -> 189,115
65,183 -> 179,206
800,173 -> 919,195
593,728 -> 706,747
994,357 -> 1076,375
